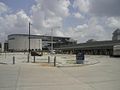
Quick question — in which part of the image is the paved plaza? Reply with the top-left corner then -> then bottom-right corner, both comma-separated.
0,53 -> 120,90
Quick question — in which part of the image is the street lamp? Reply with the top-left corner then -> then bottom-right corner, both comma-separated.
51,28 -> 53,54
28,22 -> 32,62
39,39 -> 40,51
50,26 -> 60,54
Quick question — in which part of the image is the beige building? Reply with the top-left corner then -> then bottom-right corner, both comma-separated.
8,34 -> 42,51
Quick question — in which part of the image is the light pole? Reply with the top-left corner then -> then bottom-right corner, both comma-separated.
39,39 -> 40,51
51,28 -> 53,54
50,26 -> 60,54
28,22 -> 32,62
29,22 -> 31,54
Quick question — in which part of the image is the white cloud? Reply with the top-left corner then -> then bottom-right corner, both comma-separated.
35,0 -> 70,17
73,0 -> 90,13
0,10 -> 30,42
30,0 -> 70,35
0,2 -> 8,15
73,12 -> 84,19
106,17 -> 120,29
65,17 -> 109,43
76,24 -> 88,29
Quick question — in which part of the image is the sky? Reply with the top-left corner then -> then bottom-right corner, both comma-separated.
0,0 -> 120,43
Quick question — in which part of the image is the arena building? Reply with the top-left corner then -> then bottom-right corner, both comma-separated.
7,34 -> 76,52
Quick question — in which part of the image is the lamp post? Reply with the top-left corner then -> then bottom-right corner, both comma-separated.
39,39 -> 40,51
51,28 -> 53,54
29,22 -> 31,54
28,22 -> 32,62
50,26 -> 60,54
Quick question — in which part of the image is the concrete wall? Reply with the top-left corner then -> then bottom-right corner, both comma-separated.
8,36 -> 42,51
1,43 -> 4,52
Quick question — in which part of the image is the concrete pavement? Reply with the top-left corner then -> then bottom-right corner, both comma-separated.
0,53 -> 120,90
0,64 -> 92,90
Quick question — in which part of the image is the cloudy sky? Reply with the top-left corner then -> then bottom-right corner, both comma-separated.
0,0 -> 120,43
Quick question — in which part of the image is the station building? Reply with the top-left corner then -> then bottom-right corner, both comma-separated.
55,29 -> 120,55
56,40 -> 120,55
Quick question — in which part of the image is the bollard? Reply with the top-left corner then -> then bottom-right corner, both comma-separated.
27,54 -> 29,63
33,56 -> 35,63
48,56 -> 50,63
54,56 -> 56,67
13,56 -> 15,64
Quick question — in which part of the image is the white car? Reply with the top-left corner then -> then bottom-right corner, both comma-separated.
50,50 -> 56,54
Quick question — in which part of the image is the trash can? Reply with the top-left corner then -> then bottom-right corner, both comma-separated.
76,52 -> 84,64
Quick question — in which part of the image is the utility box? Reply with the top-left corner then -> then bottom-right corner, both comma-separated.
76,52 -> 84,64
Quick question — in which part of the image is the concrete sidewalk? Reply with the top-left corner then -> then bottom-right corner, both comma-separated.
0,63 -> 92,90
0,54 -> 120,90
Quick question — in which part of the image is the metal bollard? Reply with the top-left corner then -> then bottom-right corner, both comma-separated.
33,56 -> 35,63
48,56 -> 50,63
27,54 -> 29,63
13,56 -> 15,64
54,56 -> 56,67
